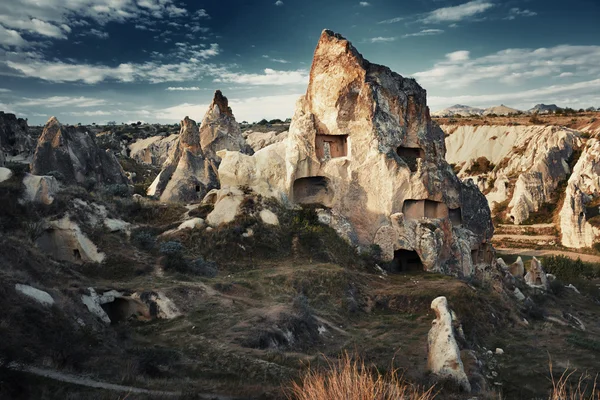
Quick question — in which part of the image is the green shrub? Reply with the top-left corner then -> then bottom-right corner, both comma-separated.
542,255 -> 600,281
465,156 -> 495,175
103,183 -> 131,198
132,229 -> 156,250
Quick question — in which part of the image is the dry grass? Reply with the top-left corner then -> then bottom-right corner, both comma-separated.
286,352 -> 436,400
550,359 -> 600,400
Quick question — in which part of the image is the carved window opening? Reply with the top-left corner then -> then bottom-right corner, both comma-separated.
316,134 -> 348,161
397,147 -> 425,172
293,176 -> 333,207
535,277 -> 542,285
403,199 -> 449,219
73,249 -> 81,260
195,185 -> 201,192
449,208 -> 462,226
390,250 -> 423,273
586,206 -> 600,219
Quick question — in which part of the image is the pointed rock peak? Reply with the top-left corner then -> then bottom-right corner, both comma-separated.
210,90 -> 233,117
46,116 -> 60,126
181,116 -> 197,127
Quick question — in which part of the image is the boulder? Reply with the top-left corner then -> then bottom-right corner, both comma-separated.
509,256 -> 524,278
0,166 -> 12,183
148,117 -> 219,202
15,284 -> 54,306
20,173 -> 59,204
524,257 -> 549,290
259,209 -> 279,225
35,216 -> 105,263
31,117 -> 128,185
0,111 -> 35,160
427,296 -> 471,392
214,30 -> 493,277
199,90 -> 252,163
244,129 -> 289,152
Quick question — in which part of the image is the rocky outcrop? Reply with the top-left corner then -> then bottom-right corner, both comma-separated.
445,125 -> 581,224
0,111 -> 35,161
35,216 -> 105,263
213,30 -> 493,277
31,117 -> 128,185
199,90 -> 252,162
0,166 -> 12,182
524,257 -> 549,290
15,284 -> 54,306
21,173 -> 59,204
559,139 -> 600,248
147,117 -> 219,202
244,129 -> 289,152
427,296 -> 471,392
129,134 -> 179,166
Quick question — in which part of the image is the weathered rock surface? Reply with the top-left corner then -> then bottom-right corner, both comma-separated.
199,90 -> 252,163
524,257 -> 549,289
445,125 -> 580,224
15,284 -> 54,306
0,111 -> 35,161
36,216 -> 105,263
148,117 -> 219,202
559,139 -> 600,248
214,30 -> 493,276
244,129 -> 289,152
0,166 -> 12,182
509,256 -> 524,278
129,133 -> 179,166
427,296 -> 471,392
21,173 -> 59,204
31,117 -> 128,185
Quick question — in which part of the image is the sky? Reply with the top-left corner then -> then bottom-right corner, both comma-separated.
0,0 -> 599,125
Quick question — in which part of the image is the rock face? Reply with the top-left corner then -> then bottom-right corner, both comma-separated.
0,111 -> 35,162
148,117 -> 219,202
129,134 -> 179,166
244,129 -> 289,152
31,117 -> 128,185
15,284 -> 54,306
559,139 -> 600,248
445,125 -> 581,224
35,216 -> 105,263
427,296 -> 471,392
524,257 -> 549,289
21,173 -> 59,204
214,30 -> 493,276
199,90 -> 252,162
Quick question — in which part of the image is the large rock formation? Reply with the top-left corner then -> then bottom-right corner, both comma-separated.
199,90 -> 252,162
445,125 -> 581,224
427,296 -> 471,391
559,139 -> 600,248
129,133 -> 179,166
31,117 -> 128,185
213,30 -> 494,277
147,117 -> 218,202
0,111 -> 35,163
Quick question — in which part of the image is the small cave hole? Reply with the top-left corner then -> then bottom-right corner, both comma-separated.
73,249 -> 81,260
390,250 -> 423,273
315,134 -> 348,160
293,176 -> 334,207
396,147 -> 425,172
195,185 -> 201,192
100,298 -> 140,324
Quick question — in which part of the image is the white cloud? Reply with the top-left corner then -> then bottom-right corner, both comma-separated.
0,17 -> 66,39
403,29 -> 444,38
429,79 -> 600,111
193,9 -> 210,19
88,28 -> 109,39
166,87 -> 203,91
16,96 -> 107,108
262,55 -> 290,64
559,72 -> 574,78
0,25 -> 29,48
421,0 -> 494,23
359,2 -> 371,6
67,110 -> 111,116
377,17 -> 405,24
370,36 -> 397,43
505,8 -> 537,20
215,68 -> 308,86
413,45 -> 600,89
0,88 -> 11,93
275,0 -> 284,6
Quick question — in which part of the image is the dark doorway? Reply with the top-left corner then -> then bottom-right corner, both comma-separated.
449,208 -> 462,226
293,176 -> 333,206
390,250 -> 423,273
195,185 -> 201,192
100,298 -> 139,324
73,249 -> 81,260
397,147 -> 425,172
316,134 -> 348,160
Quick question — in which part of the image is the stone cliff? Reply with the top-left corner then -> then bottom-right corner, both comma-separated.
213,30 -> 494,277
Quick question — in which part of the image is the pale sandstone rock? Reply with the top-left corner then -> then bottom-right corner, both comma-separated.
513,287 -> 526,301
427,296 -> 471,392
199,90 -> 252,163
245,130 -> 289,152
20,173 -> 59,204
129,134 -> 179,166
559,139 -> 600,248
259,209 -> 279,225
132,291 -> 181,319
206,187 -> 245,226
31,117 -> 128,185
81,288 -> 111,324
524,257 -> 549,290
36,215 -> 105,263
15,284 -> 54,306
509,256 -> 524,278
148,116 -> 218,202
162,217 -> 205,236
214,30 -> 493,277
104,218 -> 130,233
0,166 -> 12,182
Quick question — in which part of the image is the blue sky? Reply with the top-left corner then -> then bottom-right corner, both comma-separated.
0,0 -> 599,125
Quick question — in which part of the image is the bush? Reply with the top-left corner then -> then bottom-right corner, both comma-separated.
132,230 -> 156,250
189,256 -> 218,277
465,156 -> 495,175
542,255 -> 600,281
159,241 -> 184,256
104,184 -> 131,198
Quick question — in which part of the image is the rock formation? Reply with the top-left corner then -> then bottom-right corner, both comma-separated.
427,296 -> 471,392
148,116 -> 219,202
244,129 -> 289,152
213,30 -> 493,277
35,216 -> 105,263
445,125 -> 581,224
15,284 -> 55,306
524,257 -> 549,289
0,111 -> 35,162
199,90 -> 252,162
559,139 -> 600,248
21,173 -> 59,204
31,117 -> 128,185
129,133 -> 180,166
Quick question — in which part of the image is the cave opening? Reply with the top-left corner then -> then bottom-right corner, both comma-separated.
100,298 -> 140,324
449,208 -> 462,226
397,147 -> 425,172
390,250 -> 423,273
315,134 -> 348,160
292,176 -> 333,206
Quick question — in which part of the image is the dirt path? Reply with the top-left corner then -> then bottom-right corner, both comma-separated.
493,234 -> 556,242
6,363 -> 235,399
497,223 -> 555,229
496,248 -> 600,263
